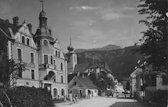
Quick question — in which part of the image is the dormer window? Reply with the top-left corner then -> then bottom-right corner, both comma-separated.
27,38 -> 29,46
43,40 -> 48,46
22,36 -> 25,44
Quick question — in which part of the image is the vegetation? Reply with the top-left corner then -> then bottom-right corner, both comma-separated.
145,89 -> 167,105
0,86 -> 54,107
89,71 -> 115,91
137,0 -> 168,73
0,31 -> 26,88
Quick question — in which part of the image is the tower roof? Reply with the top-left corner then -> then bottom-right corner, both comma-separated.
67,44 -> 74,52
39,10 -> 46,18
67,37 -> 74,52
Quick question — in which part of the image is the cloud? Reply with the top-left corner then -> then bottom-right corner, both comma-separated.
100,8 -> 133,21
69,6 -> 102,11
101,13 -> 133,21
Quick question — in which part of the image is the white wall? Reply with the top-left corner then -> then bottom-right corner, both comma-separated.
156,75 -> 168,90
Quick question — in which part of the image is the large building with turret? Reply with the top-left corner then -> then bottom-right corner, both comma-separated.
0,7 -> 68,98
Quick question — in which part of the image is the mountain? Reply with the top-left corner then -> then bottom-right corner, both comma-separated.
76,45 -> 141,79
75,44 -> 121,53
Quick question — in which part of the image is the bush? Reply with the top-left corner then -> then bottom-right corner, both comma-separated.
3,86 -> 54,107
146,89 -> 167,105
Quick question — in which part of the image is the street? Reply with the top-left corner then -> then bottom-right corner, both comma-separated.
55,96 -> 159,107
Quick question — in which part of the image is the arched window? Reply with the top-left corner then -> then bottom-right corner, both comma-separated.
53,88 -> 57,97
43,40 -> 48,46
22,36 -> 25,44
61,76 -> 63,83
61,89 -> 64,96
27,38 -> 29,46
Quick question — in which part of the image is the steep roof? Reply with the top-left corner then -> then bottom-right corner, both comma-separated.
0,19 -> 13,38
68,73 -> 77,83
74,63 -> 90,73
76,76 -> 97,89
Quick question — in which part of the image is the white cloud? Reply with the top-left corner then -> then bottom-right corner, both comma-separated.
99,8 -> 133,21
69,6 -> 102,11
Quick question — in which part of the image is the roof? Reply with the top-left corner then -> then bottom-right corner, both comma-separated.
68,73 -> 77,83
76,76 -> 97,89
74,63 -> 91,73
0,19 -> 13,38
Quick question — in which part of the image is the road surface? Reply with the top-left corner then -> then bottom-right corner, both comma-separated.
55,96 -> 160,107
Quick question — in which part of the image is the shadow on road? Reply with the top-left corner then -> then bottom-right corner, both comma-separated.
107,102 -> 164,107
116,97 -> 134,99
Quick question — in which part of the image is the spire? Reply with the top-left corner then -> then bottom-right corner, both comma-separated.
40,0 -> 44,11
67,36 -> 74,52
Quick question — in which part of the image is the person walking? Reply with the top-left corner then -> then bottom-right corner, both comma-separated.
69,91 -> 73,105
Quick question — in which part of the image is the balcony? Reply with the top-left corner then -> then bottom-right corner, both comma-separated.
39,64 -> 56,70
26,63 -> 35,68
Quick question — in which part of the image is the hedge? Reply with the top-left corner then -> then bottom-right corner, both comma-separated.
0,86 -> 54,107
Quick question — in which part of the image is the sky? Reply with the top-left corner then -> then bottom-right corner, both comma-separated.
0,0 -> 147,52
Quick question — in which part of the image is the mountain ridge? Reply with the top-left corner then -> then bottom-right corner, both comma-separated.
76,45 -> 141,78
75,44 -> 122,53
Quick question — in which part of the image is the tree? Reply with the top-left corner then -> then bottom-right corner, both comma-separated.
0,30 -> 26,88
89,71 -> 115,91
137,0 -> 168,73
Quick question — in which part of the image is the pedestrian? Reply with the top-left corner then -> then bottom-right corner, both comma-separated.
69,91 -> 73,105
75,94 -> 79,103
72,94 -> 76,104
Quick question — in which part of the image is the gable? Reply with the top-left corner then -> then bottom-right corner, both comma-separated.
69,77 -> 86,89
14,24 -> 37,49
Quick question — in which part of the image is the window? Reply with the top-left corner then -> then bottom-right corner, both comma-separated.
53,88 -> 57,97
22,36 -> 25,44
54,60 -> 55,65
27,38 -> 29,46
50,56 -> 53,64
58,51 -> 60,57
18,48 -> 22,60
30,53 -> 34,63
61,89 -> 64,96
74,56 -> 76,62
31,70 -> 35,79
44,55 -> 48,64
162,76 -> 168,85
43,40 -> 48,46
53,76 -> 56,82
60,62 -> 63,70
55,50 -> 57,56
61,76 -> 63,83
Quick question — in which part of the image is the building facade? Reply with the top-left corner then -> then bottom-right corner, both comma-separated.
0,9 -> 68,98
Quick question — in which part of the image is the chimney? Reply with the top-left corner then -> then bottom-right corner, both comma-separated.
27,23 -> 32,33
13,16 -> 19,26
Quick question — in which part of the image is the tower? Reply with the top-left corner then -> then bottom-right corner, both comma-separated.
67,37 -> 77,74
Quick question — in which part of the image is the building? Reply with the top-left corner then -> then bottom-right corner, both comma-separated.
69,76 -> 98,97
66,39 -> 77,74
33,8 -> 68,98
0,8 -> 68,98
130,67 -> 168,100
